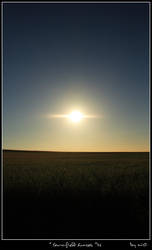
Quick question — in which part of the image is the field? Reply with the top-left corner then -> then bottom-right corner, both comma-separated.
3,150 -> 149,239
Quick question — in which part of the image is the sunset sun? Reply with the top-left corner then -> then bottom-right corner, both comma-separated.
68,111 -> 83,123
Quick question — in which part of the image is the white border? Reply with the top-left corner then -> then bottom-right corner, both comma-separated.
1,1 -> 151,241
149,0 -> 151,241
1,0 -> 4,241
0,1 -> 151,3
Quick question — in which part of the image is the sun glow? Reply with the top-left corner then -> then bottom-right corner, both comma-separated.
47,111 -> 99,121
68,111 -> 83,123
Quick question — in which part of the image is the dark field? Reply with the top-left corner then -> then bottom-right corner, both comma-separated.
3,150 -> 149,239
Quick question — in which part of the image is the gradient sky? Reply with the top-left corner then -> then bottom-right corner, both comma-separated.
3,2 -> 150,152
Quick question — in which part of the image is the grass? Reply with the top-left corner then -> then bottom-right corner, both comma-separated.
3,150 -> 149,239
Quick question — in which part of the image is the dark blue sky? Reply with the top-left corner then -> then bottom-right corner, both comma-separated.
3,3 -> 149,151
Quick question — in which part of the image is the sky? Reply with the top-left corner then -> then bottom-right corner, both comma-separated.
3,2 -> 150,152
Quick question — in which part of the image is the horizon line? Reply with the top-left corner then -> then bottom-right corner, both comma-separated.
2,149 -> 149,153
